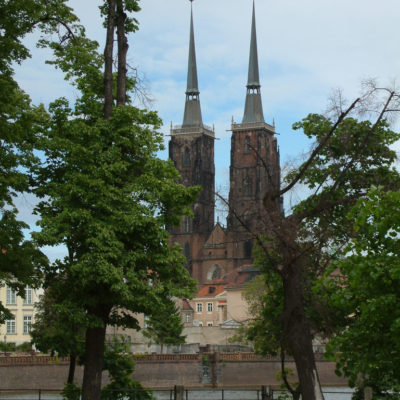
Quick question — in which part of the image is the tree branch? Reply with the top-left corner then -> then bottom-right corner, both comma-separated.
277,97 -> 360,199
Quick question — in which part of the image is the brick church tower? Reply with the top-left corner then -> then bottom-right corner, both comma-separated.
227,0 -> 281,263
168,1 -> 215,276
169,0 -> 281,284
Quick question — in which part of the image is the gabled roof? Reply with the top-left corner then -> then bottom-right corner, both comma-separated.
204,222 -> 227,249
182,298 -> 194,312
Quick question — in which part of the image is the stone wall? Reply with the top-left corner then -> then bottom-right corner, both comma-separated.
0,354 -> 347,390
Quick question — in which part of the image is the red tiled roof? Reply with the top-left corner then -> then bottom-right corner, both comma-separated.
181,298 -> 194,311
194,264 -> 261,298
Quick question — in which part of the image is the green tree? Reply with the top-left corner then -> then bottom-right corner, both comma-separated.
32,1 -> 198,399
320,187 -> 400,396
143,297 -> 186,353
235,88 -> 400,400
0,0 -> 80,320
30,286 -> 85,384
101,338 -> 152,400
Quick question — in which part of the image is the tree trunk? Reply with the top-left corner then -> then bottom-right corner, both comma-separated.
67,353 -> 76,384
282,256 -> 324,400
104,0 -> 116,120
116,0 -> 128,106
81,325 -> 107,400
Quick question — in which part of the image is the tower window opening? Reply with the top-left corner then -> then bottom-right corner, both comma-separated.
244,175 -> 252,196
184,242 -> 191,261
244,240 -> 252,258
184,217 -> 190,233
244,136 -> 251,154
183,147 -> 191,167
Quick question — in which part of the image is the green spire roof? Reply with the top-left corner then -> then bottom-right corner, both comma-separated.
242,0 -> 265,124
183,1 -> 203,127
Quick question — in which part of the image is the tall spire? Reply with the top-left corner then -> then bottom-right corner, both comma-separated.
182,0 -> 203,127
242,0 -> 265,124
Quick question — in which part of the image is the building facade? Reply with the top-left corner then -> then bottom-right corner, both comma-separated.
169,1 -> 282,284
0,285 -> 42,346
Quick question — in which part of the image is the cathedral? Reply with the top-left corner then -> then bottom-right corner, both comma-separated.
168,1 -> 282,285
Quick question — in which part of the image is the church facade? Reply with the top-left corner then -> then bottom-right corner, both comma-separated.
169,1 -> 282,284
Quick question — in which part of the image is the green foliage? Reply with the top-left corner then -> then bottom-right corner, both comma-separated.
320,188 -> 400,391
30,288 -> 85,358
240,112 -> 400,395
101,338 -> 153,400
289,115 -> 399,244
15,342 -> 33,352
61,383 -> 81,400
143,298 -> 186,348
0,0 -> 83,322
0,341 -> 16,352
241,268 -> 283,356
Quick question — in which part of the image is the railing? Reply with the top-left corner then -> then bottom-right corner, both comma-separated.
0,387 -> 355,400
170,124 -> 215,138
231,121 -> 275,132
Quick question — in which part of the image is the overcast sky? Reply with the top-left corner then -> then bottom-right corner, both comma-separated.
13,0 -> 400,259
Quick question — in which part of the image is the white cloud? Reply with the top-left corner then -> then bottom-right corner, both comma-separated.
11,0 -> 400,256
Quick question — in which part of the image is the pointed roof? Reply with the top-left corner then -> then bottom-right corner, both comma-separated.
186,4 -> 199,94
242,0 -> 265,124
247,1 -> 260,88
182,1 -> 203,127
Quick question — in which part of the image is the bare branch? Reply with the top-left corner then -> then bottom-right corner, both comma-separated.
277,97 -> 360,199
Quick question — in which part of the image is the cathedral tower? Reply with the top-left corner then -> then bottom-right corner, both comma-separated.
169,1 -> 215,276
227,1 -> 281,260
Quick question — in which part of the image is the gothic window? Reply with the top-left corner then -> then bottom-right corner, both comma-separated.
183,147 -> 191,167
183,217 -> 190,233
258,134 -> 262,151
265,136 -> 270,153
184,242 -> 191,261
244,240 -> 253,258
244,175 -> 252,196
207,264 -> 223,281
244,136 -> 251,154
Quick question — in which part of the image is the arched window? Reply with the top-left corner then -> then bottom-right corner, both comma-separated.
244,136 -> 251,154
183,216 -> 190,233
183,147 -> 191,167
244,175 -> 252,196
207,264 -> 223,281
184,242 -> 191,261
244,240 -> 252,258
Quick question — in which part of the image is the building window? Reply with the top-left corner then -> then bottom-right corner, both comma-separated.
23,287 -> 33,305
207,322 -> 213,327
23,316 -> 32,334
196,303 -> 203,313
244,136 -> 251,154
207,303 -> 213,313
244,175 -> 252,196
186,314 -> 191,323
198,322 -> 203,327
207,264 -> 223,281
183,217 -> 190,233
183,147 -> 191,167
244,240 -> 253,258
6,287 -> 16,305
6,317 -> 16,334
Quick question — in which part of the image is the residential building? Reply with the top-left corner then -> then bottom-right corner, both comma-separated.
0,285 -> 42,346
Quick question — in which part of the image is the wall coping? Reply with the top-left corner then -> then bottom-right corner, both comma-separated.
0,352 -> 327,366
